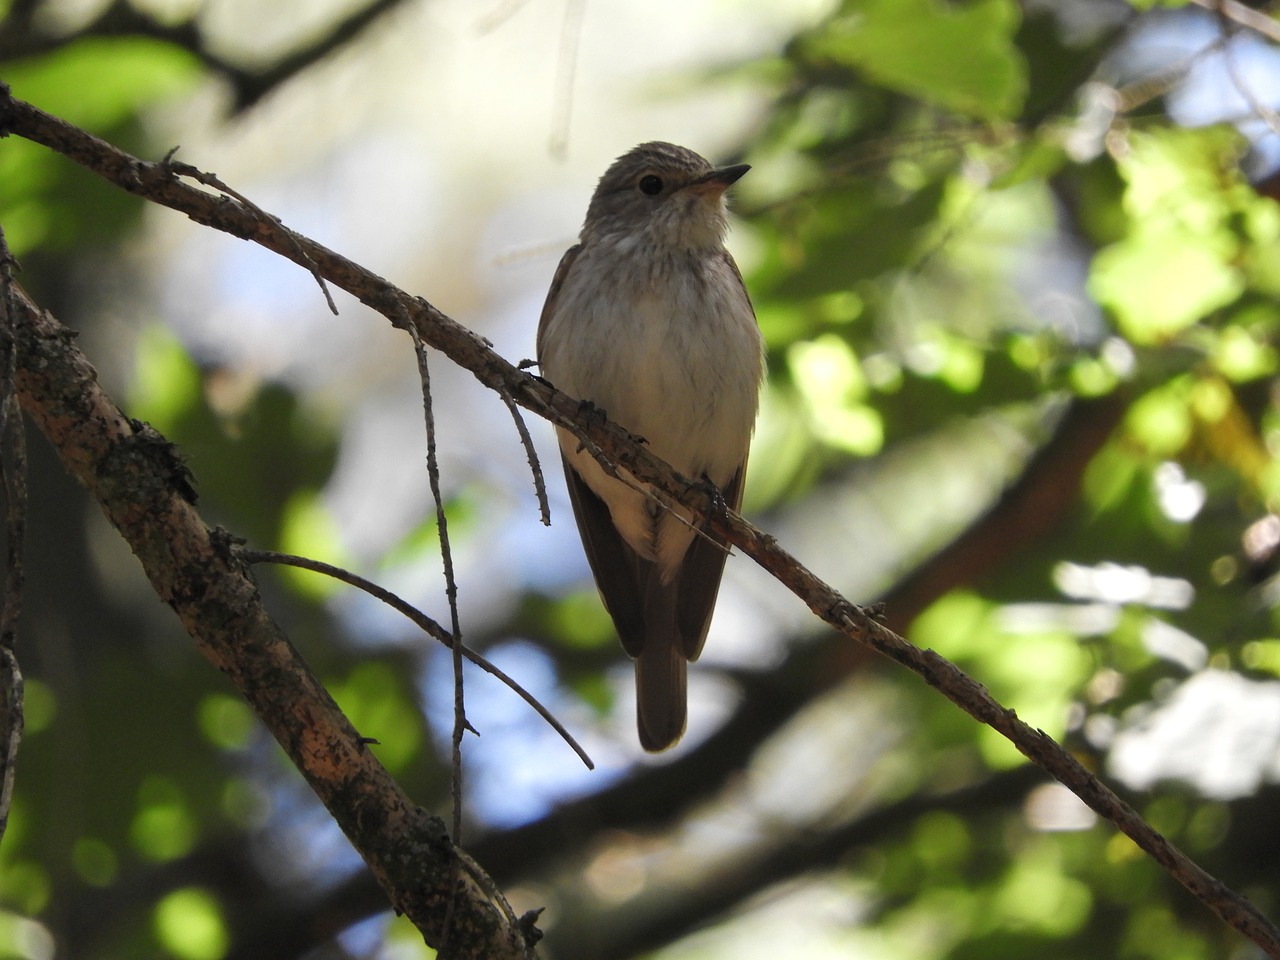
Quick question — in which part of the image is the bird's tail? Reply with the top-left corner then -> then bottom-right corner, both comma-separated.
635,636 -> 687,752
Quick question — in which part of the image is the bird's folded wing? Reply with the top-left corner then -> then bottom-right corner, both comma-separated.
560,454 -> 649,658
675,463 -> 744,662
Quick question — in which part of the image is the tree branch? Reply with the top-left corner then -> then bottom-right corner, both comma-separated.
0,0 -> 412,112
2,86 -> 1279,956
0,278 -> 535,958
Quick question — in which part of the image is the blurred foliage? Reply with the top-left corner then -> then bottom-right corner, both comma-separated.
0,38 -> 200,259
6,1 -> 1280,959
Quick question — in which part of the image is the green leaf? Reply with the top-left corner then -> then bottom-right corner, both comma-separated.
1089,231 -> 1243,343
329,663 -> 422,773
546,591 -> 615,650
153,888 -> 229,960
763,177 -> 949,299
4,36 -> 201,129
1088,128 -> 1253,343
130,777 -> 197,863
129,327 -> 203,436
808,0 -> 1027,119
787,334 -> 885,455
1125,380 -> 1194,457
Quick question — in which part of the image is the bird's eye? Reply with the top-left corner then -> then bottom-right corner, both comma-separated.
638,175 -> 664,196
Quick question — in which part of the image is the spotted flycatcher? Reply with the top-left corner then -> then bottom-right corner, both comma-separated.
537,142 -> 765,751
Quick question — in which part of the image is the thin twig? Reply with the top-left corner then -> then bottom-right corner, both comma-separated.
0,240 -> 24,616
524,382 -> 727,549
0,0 -> 411,111
1111,32 -> 1232,115
404,322 -> 469,850
159,150 -> 340,315
474,0 -> 530,34
241,548 -> 593,769
0,645 -> 20,849
404,321 -> 472,957
498,382 -> 551,526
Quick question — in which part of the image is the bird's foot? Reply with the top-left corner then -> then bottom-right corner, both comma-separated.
694,473 -> 728,520
577,398 -> 606,424
518,358 -> 552,388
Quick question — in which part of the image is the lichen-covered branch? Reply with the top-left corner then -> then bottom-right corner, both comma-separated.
0,278 -> 535,960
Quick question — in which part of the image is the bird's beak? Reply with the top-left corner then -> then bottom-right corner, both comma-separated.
688,163 -> 750,198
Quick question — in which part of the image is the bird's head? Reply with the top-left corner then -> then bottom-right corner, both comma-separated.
582,141 -> 749,252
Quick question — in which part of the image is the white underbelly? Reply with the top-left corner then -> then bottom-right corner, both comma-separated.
542,251 -> 762,574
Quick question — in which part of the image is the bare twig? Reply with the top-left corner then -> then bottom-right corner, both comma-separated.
475,0 -> 531,34
241,548 -> 592,769
159,150 -> 340,315
0,646 -> 20,849
404,321 -> 469,851
498,382 -> 551,526
0,228 -> 24,651
2,88 -> 1279,957
228,0 -> 409,112
403,318 -> 474,955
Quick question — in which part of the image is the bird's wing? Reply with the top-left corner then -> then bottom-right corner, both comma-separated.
675,462 -> 745,662
559,453 -> 651,658
669,250 -> 757,661
535,243 -> 582,362
540,240 -> 650,654
718,246 -> 757,324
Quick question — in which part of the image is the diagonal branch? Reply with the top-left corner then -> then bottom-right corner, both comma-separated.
0,278 -> 536,959
2,87 -> 1279,956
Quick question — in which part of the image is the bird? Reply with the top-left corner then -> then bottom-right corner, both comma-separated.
537,141 -> 764,751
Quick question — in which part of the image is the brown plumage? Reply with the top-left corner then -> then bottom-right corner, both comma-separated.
537,142 -> 764,750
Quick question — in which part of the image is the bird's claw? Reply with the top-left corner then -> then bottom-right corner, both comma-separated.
577,399 -> 606,423
694,474 -> 728,519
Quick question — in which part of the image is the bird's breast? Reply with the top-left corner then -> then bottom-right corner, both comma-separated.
542,246 -> 762,483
